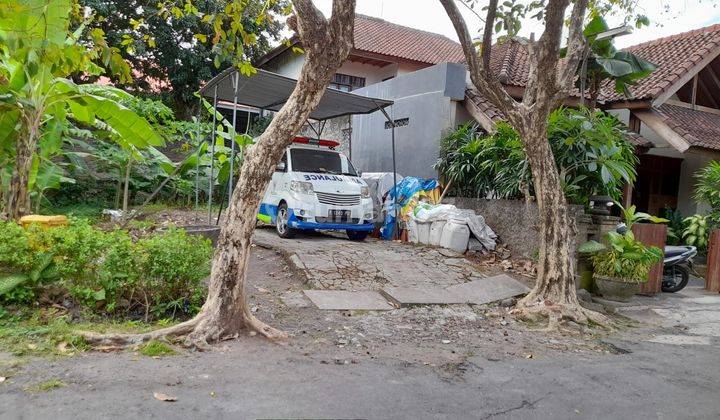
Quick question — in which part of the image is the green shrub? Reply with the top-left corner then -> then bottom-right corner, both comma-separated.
683,214 -> 710,251
591,231 -> 663,282
0,221 -> 212,320
434,107 -> 638,205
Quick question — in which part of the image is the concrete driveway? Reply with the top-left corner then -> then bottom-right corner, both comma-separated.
614,277 -> 720,347
253,227 -> 500,291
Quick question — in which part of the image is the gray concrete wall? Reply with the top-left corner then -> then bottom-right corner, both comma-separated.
447,197 -> 589,258
349,62 -> 470,178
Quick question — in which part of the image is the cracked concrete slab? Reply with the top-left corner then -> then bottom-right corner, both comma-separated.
445,274 -> 530,305
381,286 -> 466,306
304,290 -> 394,310
253,229 -> 491,291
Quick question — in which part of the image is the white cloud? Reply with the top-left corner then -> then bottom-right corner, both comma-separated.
311,0 -> 720,49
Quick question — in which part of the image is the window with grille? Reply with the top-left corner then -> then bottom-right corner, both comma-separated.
329,73 -> 366,92
385,118 -> 409,129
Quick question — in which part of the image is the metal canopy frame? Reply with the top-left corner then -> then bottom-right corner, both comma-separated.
195,68 -> 399,237
199,67 -> 393,121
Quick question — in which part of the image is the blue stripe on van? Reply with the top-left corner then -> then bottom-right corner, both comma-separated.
259,203 -> 278,223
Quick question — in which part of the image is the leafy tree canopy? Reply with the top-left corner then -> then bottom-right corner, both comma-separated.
78,0 -> 290,117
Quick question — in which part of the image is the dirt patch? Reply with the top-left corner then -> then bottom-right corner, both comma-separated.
246,245 -> 616,365
92,207 -> 617,363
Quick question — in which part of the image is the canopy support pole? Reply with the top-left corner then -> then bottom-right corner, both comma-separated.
208,85 -> 218,225
228,73 -> 239,207
376,103 -> 399,240
194,95 -> 202,215
306,120 -> 326,141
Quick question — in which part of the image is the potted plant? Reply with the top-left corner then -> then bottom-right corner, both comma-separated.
590,231 -> 663,301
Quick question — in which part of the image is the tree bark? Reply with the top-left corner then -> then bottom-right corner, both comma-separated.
6,133 -> 33,220
83,0 -> 357,346
440,0 -> 606,326
6,109 -> 42,220
515,119 -> 579,310
122,158 -> 132,213
190,0 -> 356,344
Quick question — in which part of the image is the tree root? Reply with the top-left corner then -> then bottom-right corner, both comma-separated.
79,317 -> 201,347
510,298 -> 613,331
243,310 -> 289,341
78,311 -> 288,350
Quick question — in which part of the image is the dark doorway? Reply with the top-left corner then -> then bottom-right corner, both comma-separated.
632,154 -> 682,215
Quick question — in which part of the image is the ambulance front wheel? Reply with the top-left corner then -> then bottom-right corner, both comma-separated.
276,203 -> 296,238
346,230 -> 368,241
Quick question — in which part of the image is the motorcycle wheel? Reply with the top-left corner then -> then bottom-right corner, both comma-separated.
662,265 -> 689,293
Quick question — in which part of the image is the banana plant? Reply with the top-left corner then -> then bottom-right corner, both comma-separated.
0,0 -> 162,219
0,252 -> 59,297
566,15 -> 657,108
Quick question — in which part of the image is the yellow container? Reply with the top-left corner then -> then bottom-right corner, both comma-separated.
19,215 -> 69,229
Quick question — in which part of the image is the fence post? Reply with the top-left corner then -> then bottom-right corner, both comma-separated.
632,223 -> 667,295
705,229 -> 720,293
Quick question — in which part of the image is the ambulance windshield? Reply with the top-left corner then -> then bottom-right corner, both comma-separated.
290,148 -> 357,176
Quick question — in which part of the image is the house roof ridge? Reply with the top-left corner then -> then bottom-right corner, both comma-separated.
354,14 -> 461,44
623,23 -> 720,52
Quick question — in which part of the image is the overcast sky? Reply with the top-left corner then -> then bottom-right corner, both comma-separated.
312,0 -> 720,49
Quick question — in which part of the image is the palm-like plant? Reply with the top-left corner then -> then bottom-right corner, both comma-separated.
0,0 -> 163,219
435,108 -> 638,205
577,16 -> 657,108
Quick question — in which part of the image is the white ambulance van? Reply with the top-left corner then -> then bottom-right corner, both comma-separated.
257,137 -> 374,240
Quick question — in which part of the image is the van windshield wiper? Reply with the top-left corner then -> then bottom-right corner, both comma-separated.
304,168 -> 349,175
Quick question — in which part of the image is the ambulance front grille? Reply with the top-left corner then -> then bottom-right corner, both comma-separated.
315,217 -> 361,224
315,192 -> 360,206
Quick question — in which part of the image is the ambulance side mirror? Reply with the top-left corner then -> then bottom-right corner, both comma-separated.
275,161 -> 286,172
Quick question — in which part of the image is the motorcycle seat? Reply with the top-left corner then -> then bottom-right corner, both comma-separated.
664,245 -> 694,258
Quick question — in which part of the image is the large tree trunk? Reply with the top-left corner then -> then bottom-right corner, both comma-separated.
516,120 -> 579,310
83,0 -> 357,347
440,0 -> 607,327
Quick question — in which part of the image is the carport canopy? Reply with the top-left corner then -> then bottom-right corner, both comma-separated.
199,67 -> 393,120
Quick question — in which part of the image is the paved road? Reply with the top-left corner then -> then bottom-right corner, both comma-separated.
3,234 -> 720,419
1,334 -> 719,419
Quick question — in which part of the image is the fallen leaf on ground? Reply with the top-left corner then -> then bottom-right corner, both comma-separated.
154,392 -> 177,402
27,344 -> 37,350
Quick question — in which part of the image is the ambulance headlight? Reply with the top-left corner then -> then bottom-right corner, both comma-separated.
290,181 -> 314,195
360,186 -> 370,199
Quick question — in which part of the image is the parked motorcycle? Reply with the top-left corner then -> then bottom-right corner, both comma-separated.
662,245 -> 697,293
615,223 -> 697,293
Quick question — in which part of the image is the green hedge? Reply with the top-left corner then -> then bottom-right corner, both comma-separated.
0,220 -> 212,320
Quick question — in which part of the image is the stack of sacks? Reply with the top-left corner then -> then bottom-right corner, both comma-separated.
407,203 -> 498,252
380,177 -> 439,240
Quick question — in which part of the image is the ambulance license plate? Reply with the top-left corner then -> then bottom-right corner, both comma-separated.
329,209 -> 350,221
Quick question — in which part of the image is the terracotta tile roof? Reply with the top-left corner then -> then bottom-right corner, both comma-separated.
487,38 -> 530,86
624,131 -> 653,149
464,25 -> 720,104
464,88 -> 505,122
353,15 -> 465,64
464,88 -> 653,149
602,24 -> 720,103
655,104 -> 720,150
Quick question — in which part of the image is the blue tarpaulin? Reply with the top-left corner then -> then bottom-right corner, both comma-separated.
380,177 -> 438,240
